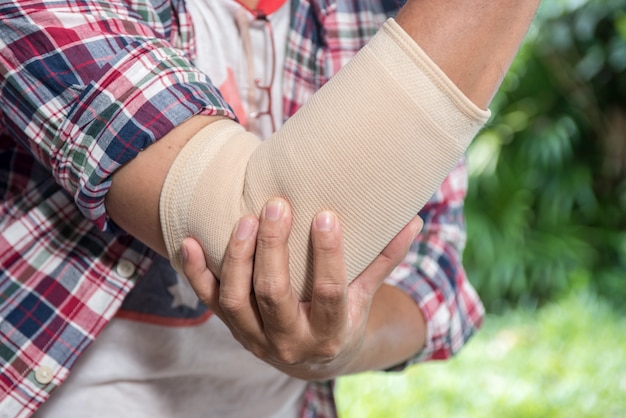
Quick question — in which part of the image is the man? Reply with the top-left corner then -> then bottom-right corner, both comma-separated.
0,0 -> 539,416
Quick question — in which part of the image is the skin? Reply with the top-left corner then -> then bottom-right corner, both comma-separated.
106,0 -> 541,381
182,203 -> 424,380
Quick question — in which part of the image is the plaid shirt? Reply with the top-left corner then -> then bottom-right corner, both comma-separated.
0,0 -> 485,416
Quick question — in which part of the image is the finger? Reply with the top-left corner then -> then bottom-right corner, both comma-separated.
218,215 -> 264,337
352,216 -> 424,298
379,215 -> 424,262
309,211 -> 349,338
253,198 -> 300,335
181,237 -> 222,317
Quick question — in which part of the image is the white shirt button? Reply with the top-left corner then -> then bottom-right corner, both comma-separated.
116,259 -> 136,278
35,366 -> 53,384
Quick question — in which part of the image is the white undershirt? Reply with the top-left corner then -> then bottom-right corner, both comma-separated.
188,0 -> 290,140
35,318 -> 306,418
34,2 -> 307,417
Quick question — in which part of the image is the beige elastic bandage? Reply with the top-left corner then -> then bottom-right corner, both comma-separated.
160,18 -> 490,301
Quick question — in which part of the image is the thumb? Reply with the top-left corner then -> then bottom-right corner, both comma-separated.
180,237 -> 220,309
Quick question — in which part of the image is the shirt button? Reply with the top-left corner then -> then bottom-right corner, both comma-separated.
35,366 -> 53,384
116,259 -> 136,278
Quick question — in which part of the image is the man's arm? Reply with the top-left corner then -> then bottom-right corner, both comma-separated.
359,161 -> 483,372
180,200 -> 426,380
105,115 -> 221,257
336,0 -> 541,373
107,0 -> 540,268
396,0 -> 541,109
170,0 -> 540,379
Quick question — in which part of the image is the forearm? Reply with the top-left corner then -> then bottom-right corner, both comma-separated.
397,0 -> 541,108
105,115 -> 222,257
344,284 -> 427,374
161,20 -> 491,299
112,0 -> 539,288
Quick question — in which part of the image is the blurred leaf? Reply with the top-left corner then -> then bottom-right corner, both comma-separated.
464,0 -> 626,312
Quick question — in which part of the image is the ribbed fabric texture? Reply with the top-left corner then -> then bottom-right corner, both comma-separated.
160,18 -> 490,301
160,122 -> 260,275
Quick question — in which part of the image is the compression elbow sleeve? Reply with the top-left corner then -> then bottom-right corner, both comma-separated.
160,18 -> 490,301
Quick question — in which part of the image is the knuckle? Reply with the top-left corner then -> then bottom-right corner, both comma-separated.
271,343 -> 299,365
316,337 -> 344,360
312,283 -> 346,305
256,229 -> 286,250
317,344 -> 340,360
223,243 -> 249,265
219,294 -> 246,316
197,296 -> 213,309
253,276 -> 290,304
314,236 -> 340,256
247,342 -> 268,360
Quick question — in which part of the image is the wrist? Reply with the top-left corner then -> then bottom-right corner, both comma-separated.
343,284 -> 426,374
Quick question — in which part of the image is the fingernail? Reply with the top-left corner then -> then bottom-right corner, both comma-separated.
236,218 -> 255,240
265,199 -> 284,221
315,211 -> 335,231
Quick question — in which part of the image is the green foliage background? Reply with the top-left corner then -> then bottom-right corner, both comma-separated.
337,291 -> 626,417
463,0 -> 626,312
338,4 -> 626,415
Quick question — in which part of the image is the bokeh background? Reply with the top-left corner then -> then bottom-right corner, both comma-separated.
337,0 -> 626,416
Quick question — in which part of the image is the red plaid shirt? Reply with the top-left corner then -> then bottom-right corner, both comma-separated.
0,0 -> 484,416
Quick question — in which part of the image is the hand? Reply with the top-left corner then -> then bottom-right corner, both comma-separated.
181,198 -> 423,380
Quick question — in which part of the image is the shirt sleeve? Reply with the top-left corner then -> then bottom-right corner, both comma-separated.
0,0 -> 235,230
384,159 -> 485,366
